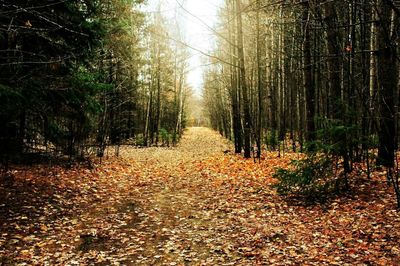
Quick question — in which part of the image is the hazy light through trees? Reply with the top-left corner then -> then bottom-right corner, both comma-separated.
144,0 -> 224,96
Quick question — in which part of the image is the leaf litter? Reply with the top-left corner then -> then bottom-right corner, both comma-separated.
0,127 -> 399,265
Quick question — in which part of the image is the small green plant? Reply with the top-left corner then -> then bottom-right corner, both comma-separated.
135,134 -> 145,146
159,128 -> 170,146
273,154 -> 340,202
265,130 -> 279,150
172,131 -> 179,145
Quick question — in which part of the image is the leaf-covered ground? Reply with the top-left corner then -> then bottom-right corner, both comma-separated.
1,127 -> 400,265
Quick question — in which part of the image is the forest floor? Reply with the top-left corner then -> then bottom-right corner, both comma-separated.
1,127 -> 400,265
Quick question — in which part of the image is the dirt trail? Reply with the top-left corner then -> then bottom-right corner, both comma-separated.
2,127 -> 400,265
72,127 -> 247,265
112,127 -> 237,265
1,127 -> 239,265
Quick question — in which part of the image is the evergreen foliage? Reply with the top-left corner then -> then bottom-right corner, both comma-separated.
273,155 -> 335,202
0,0 -> 189,163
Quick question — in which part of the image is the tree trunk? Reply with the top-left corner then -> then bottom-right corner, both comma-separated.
155,50 -> 161,145
236,0 -> 251,158
376,1 -> 397,167
323,2 -> 342,119
302,3 -> 315,149
228,0 -> 242,154
256,2 -> 263,159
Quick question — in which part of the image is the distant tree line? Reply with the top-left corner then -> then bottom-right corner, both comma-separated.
0,0 -> 191,164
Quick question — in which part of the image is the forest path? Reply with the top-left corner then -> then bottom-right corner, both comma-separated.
2,128 -> 400,265
111,127 -> 239,265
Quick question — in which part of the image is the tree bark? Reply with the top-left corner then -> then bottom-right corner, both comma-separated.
235,0 -> 251,158
302,2 -> 315,149
323,2 -> 342,119
376,1 -> 397,167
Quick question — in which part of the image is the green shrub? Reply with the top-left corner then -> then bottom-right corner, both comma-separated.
172,131 -> 179,145
135,134 -> 145,146
265,130 -> 279,150
273,154 -> 339,202
159,128 -> 170,146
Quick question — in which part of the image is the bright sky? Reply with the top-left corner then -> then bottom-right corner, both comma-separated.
143,0 -> 224,96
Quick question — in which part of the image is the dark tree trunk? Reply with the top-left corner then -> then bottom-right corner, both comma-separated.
302,3 -> 315,150
323,2 -> 342,119
376,1 -> 397,168
236,0 -> 251,158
